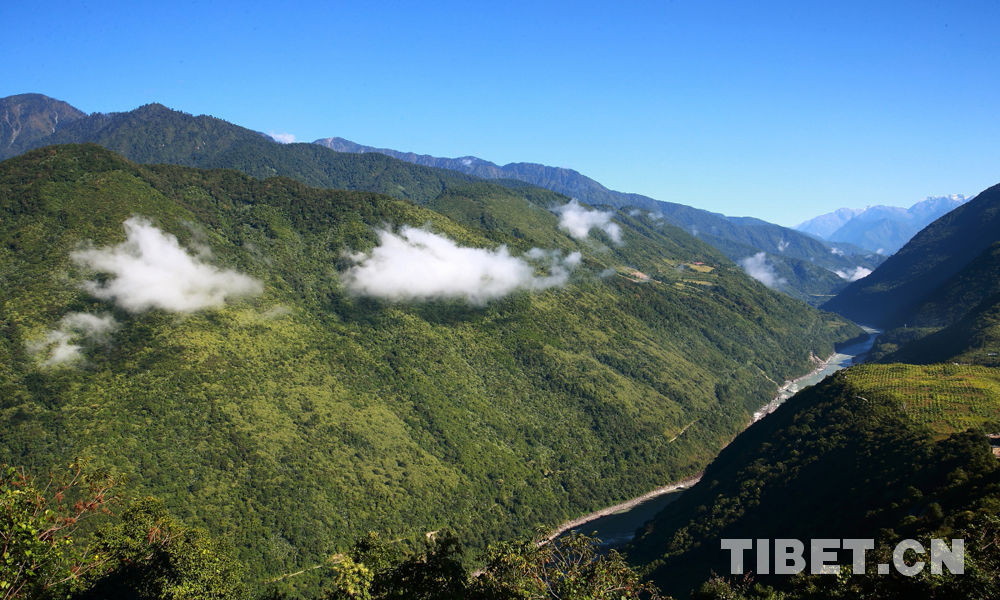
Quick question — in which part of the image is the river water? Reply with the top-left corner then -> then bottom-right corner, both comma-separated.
770,326 -> 881,404
566,489 -> 686,547
562,326 -> 880,547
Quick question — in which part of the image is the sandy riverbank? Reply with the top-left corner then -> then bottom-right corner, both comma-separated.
751,351 -> 837,423
540,474 -> 703,545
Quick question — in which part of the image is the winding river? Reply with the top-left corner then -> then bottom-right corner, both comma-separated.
554,326 -> 881,547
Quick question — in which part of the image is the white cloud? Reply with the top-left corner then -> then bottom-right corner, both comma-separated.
829,247 -> 845,256
342,226 -> 580,305
71,217 -> 262,313
627,208 -> 664,222
554,199 -> 622,244
834,266 -> 872,282
27,312 -> 119,366
268,132 -> 297,144
777,240 -> 789,252
739,252 -> 787,289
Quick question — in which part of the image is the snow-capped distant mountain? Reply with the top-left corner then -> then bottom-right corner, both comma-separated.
795,195 -> 971,254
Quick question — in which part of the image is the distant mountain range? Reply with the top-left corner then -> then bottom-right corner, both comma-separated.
795,194 -> 971,254
0,94 -> 883,306
823,184 -> 1000,329
315,137 -> 884,305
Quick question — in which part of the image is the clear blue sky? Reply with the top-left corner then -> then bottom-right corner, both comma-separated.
4,0 -> 999,225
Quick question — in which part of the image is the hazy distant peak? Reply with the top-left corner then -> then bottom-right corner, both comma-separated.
795,207 -> 863,239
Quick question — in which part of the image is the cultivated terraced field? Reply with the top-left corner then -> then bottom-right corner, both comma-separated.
844,363 -> 1000,436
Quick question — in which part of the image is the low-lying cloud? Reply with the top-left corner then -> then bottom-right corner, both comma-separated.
835,266 -> 872,282
342,226 -> 581,304
71,217 -> 262,313
554,199 -> 622,244
739,252 -> 787,289
27,312 -> 119,366
268,132 -> 297,144
627,208 -> 665,222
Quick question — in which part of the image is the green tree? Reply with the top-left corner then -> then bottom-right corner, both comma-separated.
322,532 -> 663,600
471,533 -> 663,600
77,497 -> 249,600
0,462 -> 119,600
324,532 -> 467,600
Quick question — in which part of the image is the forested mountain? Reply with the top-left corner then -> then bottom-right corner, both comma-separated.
0,144 -> 859,592
0,98 -> 490,207
627,364 -> 1000,599
880,292 -> 1000,367
316,137 -> 884,306
796,195 -> 970,254
824,183 -> 1000,328
861,240 -> 1000,365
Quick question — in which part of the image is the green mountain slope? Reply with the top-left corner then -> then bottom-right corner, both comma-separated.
903,240 -> 1000,329
316,137 -> 884,306
865,250 -> 1000,365
867,244 -> 1000,365
627,364 -> 1000,598
882,293 -> 1000,367
0,145 -> 859,587
824,183 -> 1000,328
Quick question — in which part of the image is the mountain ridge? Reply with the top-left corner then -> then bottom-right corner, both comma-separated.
0,93 -> 87,155
314,136 -> 884,306
0,93 -> 884,306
